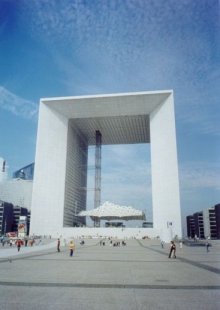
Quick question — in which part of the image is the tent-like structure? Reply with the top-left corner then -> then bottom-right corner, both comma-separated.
78,201 -> 146,221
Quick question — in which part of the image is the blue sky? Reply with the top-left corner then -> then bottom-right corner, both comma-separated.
0,0 -> 219,228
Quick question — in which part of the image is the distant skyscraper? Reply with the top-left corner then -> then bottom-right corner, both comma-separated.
0,157 -> 33,210
0,201 -> 14,235
13,163 -> 34,180
0,157 -> 8,182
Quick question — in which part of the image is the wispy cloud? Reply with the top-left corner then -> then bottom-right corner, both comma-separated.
20,0 -> 220,137
0,86 -> 38,120
179,161 -> 220,191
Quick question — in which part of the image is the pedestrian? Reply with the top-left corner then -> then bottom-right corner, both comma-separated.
168,241 -> 176,258
161,241 -> 164,248
206,242 -> 210,252
57,238 -> 61,252
69,240 -> 75,257
15,239 -> 23,252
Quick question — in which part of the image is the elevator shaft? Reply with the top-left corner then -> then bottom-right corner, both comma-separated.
94,130 -> 102,210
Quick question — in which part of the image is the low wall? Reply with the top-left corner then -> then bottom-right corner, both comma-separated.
58,227 -> 159,240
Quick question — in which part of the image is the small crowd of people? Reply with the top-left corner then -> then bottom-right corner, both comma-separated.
99,238 -> 127,247
57,237 -> 129,257
112,240 -> 127,246
0,236 -> 39,251
57,238 -> 76,257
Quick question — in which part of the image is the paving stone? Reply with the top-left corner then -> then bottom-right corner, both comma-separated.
0,238 -> 219,309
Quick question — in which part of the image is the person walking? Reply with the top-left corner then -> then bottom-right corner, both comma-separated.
168,241 -> 176,258
24,238 -> 28,247
206,242 -> 210,252
15,239 -> 23,252
57,238 -> 61,252
69,240 -> 75,257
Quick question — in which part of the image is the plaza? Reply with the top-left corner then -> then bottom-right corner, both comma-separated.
0,238 -> 219,309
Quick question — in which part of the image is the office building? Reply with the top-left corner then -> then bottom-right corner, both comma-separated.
215,204 -> 220,239
13,163 -> 34,180
186,215 -> 195,238
31,91 -> 182,241
187,203 -> 220,239
0,201 -> 14,235
0,158 -> 8,182
203,208 -> 217,239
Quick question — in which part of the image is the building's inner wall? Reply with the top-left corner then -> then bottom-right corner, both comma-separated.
63,121 -> 88,227
63,115 -> 150,227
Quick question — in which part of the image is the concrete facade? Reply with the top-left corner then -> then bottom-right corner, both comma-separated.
30,91 -> 182,241
203,208 -> 217,239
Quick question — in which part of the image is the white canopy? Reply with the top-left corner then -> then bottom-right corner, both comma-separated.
78,201 -> 146,221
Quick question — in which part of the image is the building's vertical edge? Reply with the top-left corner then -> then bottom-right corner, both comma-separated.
30,101 -> 68,237
215,204 -> 220,239
150,93 -> 182,242
203,209 -> 210,238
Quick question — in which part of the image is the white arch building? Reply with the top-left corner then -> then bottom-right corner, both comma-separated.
30,90 -> 182,241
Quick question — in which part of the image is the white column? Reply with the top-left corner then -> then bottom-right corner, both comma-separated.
30,103 -> 68,236
150,93 -> 182,242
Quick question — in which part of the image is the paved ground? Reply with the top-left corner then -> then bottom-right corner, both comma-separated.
0,238 -> 220,310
